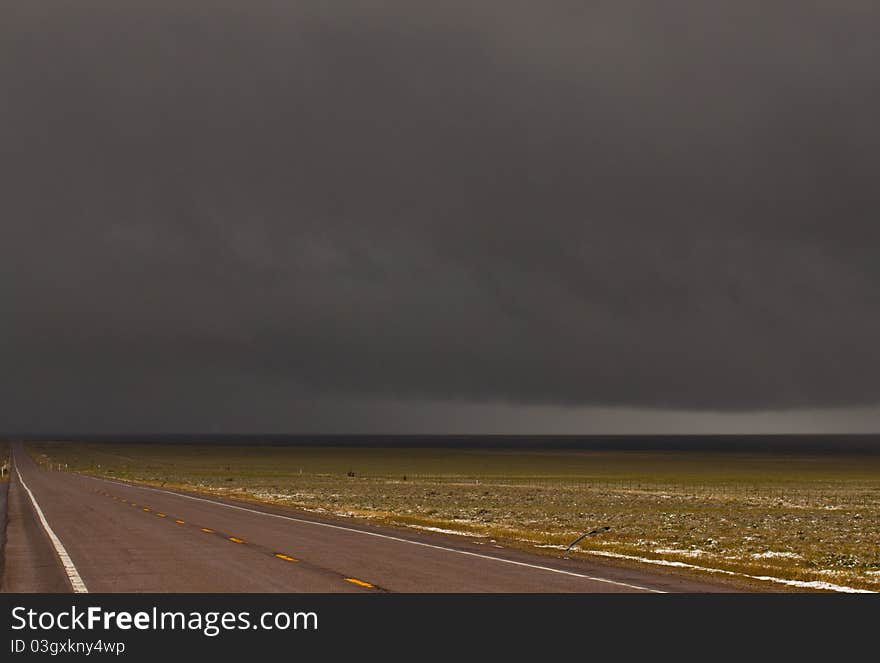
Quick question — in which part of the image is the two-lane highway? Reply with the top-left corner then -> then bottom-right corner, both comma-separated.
1,443 -> 739,593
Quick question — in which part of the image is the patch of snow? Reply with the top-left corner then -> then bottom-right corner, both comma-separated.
408,525 -> 487,537
250,491 -> 297,500
752,551 -> 802,560
654,548 -> 709,558
577,550 -> 874,594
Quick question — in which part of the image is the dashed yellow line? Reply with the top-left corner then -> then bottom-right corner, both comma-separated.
345,578 -> 374,588
107,492 -> 187,526
101,492 -> 324,572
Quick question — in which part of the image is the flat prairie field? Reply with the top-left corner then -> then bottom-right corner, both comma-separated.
27,442 -> 880,591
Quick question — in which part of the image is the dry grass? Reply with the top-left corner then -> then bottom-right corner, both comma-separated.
28,442 -> 880,591
0,440 -> 9,482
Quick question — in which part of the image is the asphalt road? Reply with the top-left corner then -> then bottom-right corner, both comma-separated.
1,443 -> 741,593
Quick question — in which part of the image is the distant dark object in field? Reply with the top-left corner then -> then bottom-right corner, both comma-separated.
403,475 -> 407,481
225,477 -> 234,482
565,526 -> 612,552
347,470 -> 355,477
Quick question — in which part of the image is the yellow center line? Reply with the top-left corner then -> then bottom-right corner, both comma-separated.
98,483 -> 362,580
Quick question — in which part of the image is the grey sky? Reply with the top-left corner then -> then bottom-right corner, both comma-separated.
3,2 -> 879,433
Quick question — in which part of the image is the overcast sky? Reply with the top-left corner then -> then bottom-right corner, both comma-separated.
3,2 -> 880,434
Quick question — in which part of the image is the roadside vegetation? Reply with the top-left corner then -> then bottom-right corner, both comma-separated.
28,442 -> 880,591
0,441 -> 9,482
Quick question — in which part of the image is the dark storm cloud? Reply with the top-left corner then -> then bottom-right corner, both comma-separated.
2,2 -> 880,431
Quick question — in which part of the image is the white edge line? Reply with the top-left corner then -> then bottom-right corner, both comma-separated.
14,455 -> 89,593
81,474 -> 664,593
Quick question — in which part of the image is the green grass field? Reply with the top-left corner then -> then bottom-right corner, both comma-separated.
28,442 -> 880,591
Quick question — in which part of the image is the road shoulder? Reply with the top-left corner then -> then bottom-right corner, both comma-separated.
0,453 -> 70,593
